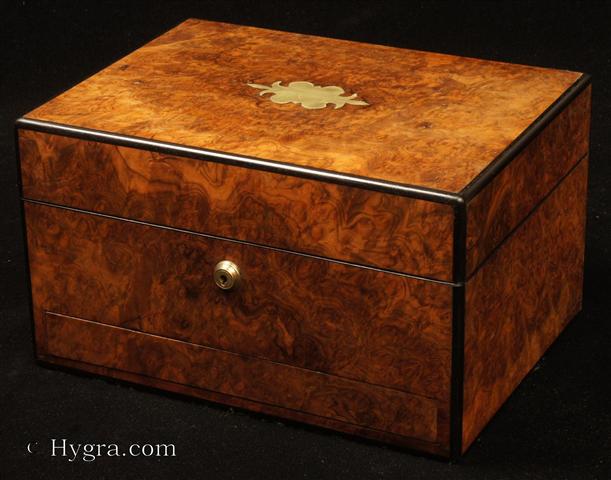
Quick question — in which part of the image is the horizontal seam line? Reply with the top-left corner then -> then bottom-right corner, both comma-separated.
44,311 -> 448,402
23,198 -> 462,286
16,117 -> 463,205
42,312 -> 444,444
466,152 -> 588,281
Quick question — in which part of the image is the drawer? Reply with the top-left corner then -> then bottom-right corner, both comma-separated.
40,312 -> 442,444
18,129 -> 455,281
25,202 -> 453,401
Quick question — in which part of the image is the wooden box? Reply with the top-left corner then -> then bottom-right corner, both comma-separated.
16,19 -> 591,458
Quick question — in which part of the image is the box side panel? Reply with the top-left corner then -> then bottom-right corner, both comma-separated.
18,129 -> 454,281
466,86 -> 591,276
462,158 -> 587,452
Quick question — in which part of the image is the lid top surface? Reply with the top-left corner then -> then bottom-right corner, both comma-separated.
25,19 -> 582,193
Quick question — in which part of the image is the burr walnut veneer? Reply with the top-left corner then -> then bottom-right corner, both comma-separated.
16,19 -> 591,458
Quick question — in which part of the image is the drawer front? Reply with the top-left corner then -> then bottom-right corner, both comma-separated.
19,129 -> 455,281
41,312 -> 442,444
25,202 -> 452,401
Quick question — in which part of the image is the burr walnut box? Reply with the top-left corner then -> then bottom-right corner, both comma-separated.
16,19 -> 591,458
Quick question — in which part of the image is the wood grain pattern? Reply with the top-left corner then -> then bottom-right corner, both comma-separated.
465,87 -> 591,275
25,202 -> 452,400
24,18 -> 582,192
40,312 -> 444,445
19,129 -> 455,280
19,18 -> 592,457
39,356 -> 450,457
462,158 -> 588,452
38,353 -> 450,458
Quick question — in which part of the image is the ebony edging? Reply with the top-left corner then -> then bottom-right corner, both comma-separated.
450,200 -> 467,460
460,73 -> 592,201
447,73 -> 590,459
13,125 -> 37,359
14,117 -> 461,205
15,73 -> 591,209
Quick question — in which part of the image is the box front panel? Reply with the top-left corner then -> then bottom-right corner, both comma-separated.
19,129 -> 455,281
25,202 -> 452,399
25,201 -> 453,453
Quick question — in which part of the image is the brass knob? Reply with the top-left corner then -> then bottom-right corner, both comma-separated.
213,260 -> 241,290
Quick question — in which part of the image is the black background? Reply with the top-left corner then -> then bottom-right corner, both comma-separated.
1,1 -> 610,479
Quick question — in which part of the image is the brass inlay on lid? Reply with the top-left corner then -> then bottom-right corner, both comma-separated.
247,81 -> 369,110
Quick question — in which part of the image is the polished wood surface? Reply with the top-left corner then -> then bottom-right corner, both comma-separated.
24,18 -> 582,192
19,130 -> 455,280
18,18 -> 592,457
465,87 -> 591,275
25,202 -> 452,400
38,352 -> 450,457
41,312 -> 445,445
462,158 -> 588,452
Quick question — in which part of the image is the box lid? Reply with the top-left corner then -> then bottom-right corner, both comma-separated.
22,18 -> 587,197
